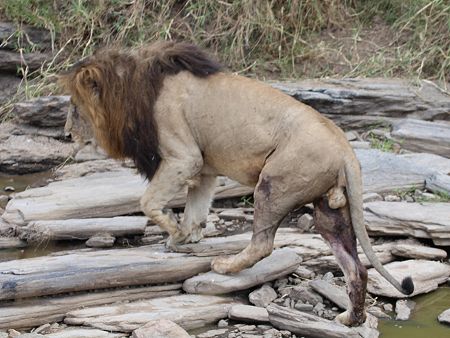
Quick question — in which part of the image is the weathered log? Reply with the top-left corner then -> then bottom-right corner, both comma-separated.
182,248 -> 302,295
1,170 -> 253,226
272,78 -> 450,129
391,119 -> 450,158
45,328 -> 126,338
20,216 -> 149,241
0,245 -> 210,301
309,280 -> 349,310
364,201 -> 450,245
0,50 -> 51,72
0,284 -> 181,329
64,294 -> 243,332
0,237 -> 26,249
267,303 -> 379,338
367,259 -> 450,298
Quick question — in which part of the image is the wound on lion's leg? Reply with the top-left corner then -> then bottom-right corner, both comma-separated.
314,196 -> 368,327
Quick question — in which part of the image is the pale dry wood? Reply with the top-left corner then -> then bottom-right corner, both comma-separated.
20,216 -> 149,241
267,303 -> 379,338
182,248 -> 302,295
367,259 -> 450,298
45,328 -> 126,338
0,284 -> 181,329
0,237 -> 26,249
2,171 -> 252,226
64,294 -> 243,332
0,245 -> 210,301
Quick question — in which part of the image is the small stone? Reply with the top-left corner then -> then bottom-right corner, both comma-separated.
239,325 -> 256,332
350,141 -> 371,149
131,319 -> 191,338
203,222 -> 224,237
438,308 -> 450,324
296,214 -> 314,233
4,186 -> 15,192
294,302 -> 314,311
197,329 -> 228,338
283,298 -> 291,307
274,278 -> 288,289
218,319 -> 229,327
405,195 -> 414,202
368,306 -> 391,319
229,304 -> 269,323
313,302 -> 325,314
249,283 -> 278,307
345,131 -> 358,141
263,329 -> 282,338
293,266 -> 315,279
362,192 -> 383,203
288,286 -> 323,306
395,299 -> 416,321
8,330 -> 21,338
33,324 -> 51,334
85,233 -> 115,248
383,303 -> 393,312
322,272 -> 334,281
384,194 -> 401,202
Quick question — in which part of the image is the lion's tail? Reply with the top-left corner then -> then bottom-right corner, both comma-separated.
344,155 -> 414,296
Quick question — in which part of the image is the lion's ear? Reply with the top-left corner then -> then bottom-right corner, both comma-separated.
75,65 -> 102,98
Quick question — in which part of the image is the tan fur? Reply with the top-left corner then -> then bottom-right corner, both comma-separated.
60,42 -> 413,327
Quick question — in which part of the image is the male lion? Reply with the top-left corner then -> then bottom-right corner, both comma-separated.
59,41 -> 413,326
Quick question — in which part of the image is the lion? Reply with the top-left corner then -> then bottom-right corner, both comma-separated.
59,41 -> 414,326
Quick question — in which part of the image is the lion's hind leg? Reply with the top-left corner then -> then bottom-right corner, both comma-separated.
313,195 -> 368,327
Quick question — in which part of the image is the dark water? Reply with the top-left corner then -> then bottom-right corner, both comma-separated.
379,287 -> 450,337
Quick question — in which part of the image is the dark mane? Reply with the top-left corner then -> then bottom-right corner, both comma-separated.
60,41 -> 222,180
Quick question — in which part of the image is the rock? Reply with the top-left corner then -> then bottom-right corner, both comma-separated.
85,233 -> 115,248
384,194 -> 401,202
383,303 -> 393,312
228,305 -> 269,323
0,126 -> 76,174
400,153 -> 450,174
426,173 -> 450,195
45,328 -> 125,337
271,78 -> 450,129
0,74 -> 21,106
367,260 -> 450,298
345,131 -> 358,141
355,149 -> 434,193
391,119 -> 450,158
267,303 -> 379,338
12,96 -> 69,128
0,22 -> 52,50
182,248 -> 301,295
309,279 -> 349,310
391,242 -> 447,260
0,50 -> 51,72
131,319 -> 190,338
395,299 -> 415,321
438,308 -> 450,325
249,284 -> 278,308
367,306 -> 391,319
362,193 -> 383,203
350,141 -> 371,149
203,222 -> 224,237
141,235 -> 164,245
217,319 -> 229,327
197,329 -> 228,338
364,201 -> 450,246
294,303 -> 314,311
285,285 -> 323,306
0,237 -> 26,249
293,266 -> 315,279
296,214 -> 314,232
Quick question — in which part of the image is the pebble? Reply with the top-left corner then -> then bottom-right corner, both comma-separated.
294,302 -> 314,311
322,272 -> 334,281
218,319 -> 229,327
85,233 -> 115,248
383,303 -> 394,312
384,194 -> 401,202
293,266 -> 315,279
197,329 -> 228,338
296,214 -> 314,232
395,299 -> 416,321
249,283 -> 278,307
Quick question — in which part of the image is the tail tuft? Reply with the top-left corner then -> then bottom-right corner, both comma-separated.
401,276 -> 414,295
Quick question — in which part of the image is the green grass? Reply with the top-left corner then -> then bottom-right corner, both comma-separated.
0,0 -> 449,118
367,131 -> 396,152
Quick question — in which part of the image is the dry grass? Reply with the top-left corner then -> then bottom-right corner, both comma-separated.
0,0 -> 448,118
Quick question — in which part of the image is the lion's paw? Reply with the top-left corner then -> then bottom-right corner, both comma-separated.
335,310 -> 366,327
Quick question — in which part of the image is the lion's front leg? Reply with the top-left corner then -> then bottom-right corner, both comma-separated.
140,158 -> 203,249
181,174 -> 217,244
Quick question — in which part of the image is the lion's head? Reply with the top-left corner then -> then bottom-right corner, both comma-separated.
59,41 -> 221,179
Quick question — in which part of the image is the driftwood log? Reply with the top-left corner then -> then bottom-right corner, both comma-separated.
0,284 -> 181,329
